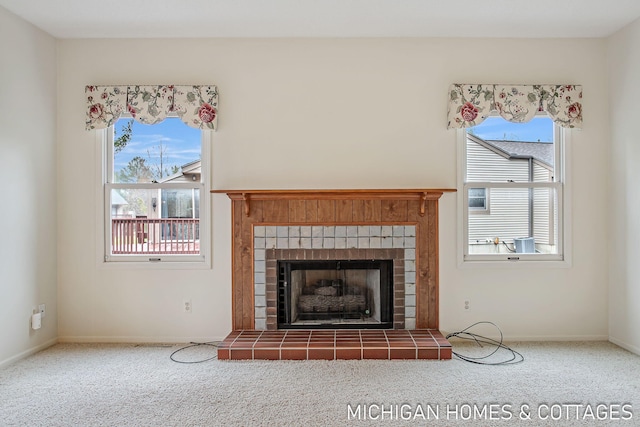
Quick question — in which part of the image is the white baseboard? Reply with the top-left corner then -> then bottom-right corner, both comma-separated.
503,335 -> 610,341
57,335 -> 225,344
0,338 -> 58,370
608,336 -> 640,356
442,332 -> 610,342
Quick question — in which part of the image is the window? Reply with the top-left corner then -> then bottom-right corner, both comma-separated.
460,115 -> 566,262
468,188 -> 488,212
103,116 -> 210,263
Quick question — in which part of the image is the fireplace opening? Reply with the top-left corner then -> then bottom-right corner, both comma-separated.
277,259 -> 393,329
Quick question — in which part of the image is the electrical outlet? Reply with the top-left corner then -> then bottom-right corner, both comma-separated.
184,300 -> 192,313
464,299 -> 471,311
39,304 -> 46,318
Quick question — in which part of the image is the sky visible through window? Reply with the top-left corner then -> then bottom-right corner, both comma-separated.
470,116 -> 553,143
114,117 -> 201,176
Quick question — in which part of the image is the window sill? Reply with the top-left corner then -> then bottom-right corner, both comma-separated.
98,258 -> 211,270
458,257 -> 571,269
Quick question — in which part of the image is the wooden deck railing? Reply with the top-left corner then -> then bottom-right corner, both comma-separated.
112,218 -> 200,254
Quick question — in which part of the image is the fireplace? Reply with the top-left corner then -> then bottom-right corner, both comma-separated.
278,259 -> 393,329
213,189 -> 455,360
211,189 -> 454,331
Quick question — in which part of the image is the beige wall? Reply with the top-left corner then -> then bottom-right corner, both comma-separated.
608,18 -> 640,353
55,37 -> 610,342
0,6 -> 58,366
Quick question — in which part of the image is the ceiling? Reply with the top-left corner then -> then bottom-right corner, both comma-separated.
1,0 -> 640,39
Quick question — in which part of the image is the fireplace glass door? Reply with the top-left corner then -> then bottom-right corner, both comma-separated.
277,259 -> 393,329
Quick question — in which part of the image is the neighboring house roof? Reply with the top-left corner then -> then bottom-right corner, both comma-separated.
485,140 -> 554,167
112,191 -> 129,206
158,160 -> 201,183
469,134 -> 554,169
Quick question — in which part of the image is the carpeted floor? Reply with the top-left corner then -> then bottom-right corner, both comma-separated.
0,341 -> 638,426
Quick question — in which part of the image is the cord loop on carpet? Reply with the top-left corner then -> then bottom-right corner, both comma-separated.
170,342 -> 218,364
446,321 -> 524,365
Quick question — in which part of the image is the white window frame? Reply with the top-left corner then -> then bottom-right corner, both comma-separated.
457,114 -> 572,266
97,115 -> 212,266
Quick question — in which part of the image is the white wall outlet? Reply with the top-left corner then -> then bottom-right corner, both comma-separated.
184,300 -> 192,313
39,304 -> 46,318
31,312 -> 42,330
464,299 -> 471,311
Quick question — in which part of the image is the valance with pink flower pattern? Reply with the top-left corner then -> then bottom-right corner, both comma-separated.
447,84 -> 582,129
85,85 -> 218,131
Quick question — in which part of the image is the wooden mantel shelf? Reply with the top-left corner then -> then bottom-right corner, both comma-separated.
211,188 -> 456,217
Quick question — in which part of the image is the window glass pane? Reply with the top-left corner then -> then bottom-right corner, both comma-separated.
107,117 -> 204,258
468,198 -> 485,209
110,188 -> 200,255
467,116 -> 554,183
463,114 -> 563,261
113,117 -> 202,184
467,187 -> 558,255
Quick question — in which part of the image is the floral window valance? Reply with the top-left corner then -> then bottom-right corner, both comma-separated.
447,84 -> 582,129
85,85 -> 218,131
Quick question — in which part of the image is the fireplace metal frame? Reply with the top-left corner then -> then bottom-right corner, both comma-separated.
277,259 -> 394,329
263,247 -> 407,330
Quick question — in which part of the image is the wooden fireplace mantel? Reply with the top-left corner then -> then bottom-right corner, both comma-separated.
212,188 -> 456,331
211,189 -> 456,217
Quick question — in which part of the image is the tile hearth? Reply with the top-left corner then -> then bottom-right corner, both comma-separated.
217,329 -> 452,361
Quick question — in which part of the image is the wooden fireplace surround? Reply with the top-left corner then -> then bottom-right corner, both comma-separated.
211,189 -> 455,331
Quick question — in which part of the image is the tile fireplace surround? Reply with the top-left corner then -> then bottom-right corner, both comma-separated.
212,189 -> 455,360
256,226 -> 414,330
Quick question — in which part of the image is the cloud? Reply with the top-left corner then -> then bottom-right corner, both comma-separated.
112,117 -> 202,173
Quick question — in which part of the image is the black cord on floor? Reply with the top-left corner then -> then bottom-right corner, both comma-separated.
445,321 -> 524,365
170,342 -> 218,364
